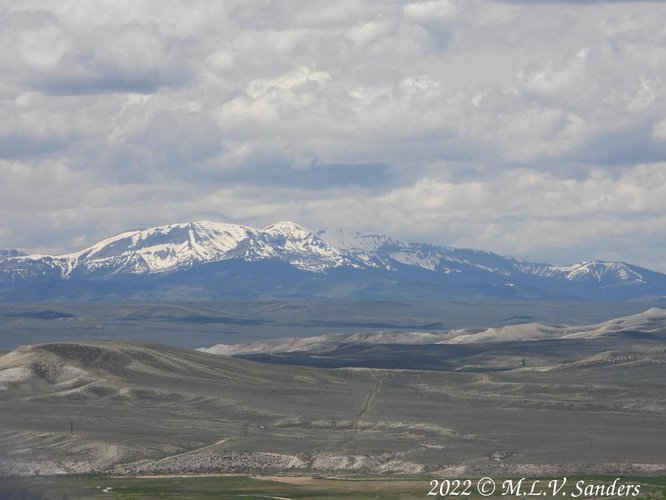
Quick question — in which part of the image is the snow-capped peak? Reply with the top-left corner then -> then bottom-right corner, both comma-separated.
3,220 -> 354,278
520,259 -> 646,284
263,221 -> 311,238
61,221 -> 259,275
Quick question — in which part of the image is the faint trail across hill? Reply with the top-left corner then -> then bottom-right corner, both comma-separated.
353,370 -> 382,434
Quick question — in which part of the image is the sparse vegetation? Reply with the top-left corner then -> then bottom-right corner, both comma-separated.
3,474 -> 666,500
1,302 -> 664,495
1,338 -> 664,477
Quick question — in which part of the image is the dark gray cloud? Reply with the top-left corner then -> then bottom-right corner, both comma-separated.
33,69 -> 180,96
576,122 -> 666,165
0,134 -> 71,159
220,163 -> 395,190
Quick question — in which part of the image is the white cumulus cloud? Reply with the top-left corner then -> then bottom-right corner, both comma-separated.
1,0 -> 666,270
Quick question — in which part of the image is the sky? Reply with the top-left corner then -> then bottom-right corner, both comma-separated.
2,0 -> 666,270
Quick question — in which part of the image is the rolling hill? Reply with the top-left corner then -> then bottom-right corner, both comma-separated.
0,339 -> 664,476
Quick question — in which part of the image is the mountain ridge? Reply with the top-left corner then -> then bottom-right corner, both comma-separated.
1,220 -> 665,301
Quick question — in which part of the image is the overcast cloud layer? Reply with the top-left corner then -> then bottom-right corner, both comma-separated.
2,0 -> 666,270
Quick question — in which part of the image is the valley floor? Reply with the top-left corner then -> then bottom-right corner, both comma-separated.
2,474 -> 666,499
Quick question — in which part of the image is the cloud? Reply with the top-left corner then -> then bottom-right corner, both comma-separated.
220,162 -> 395,190
0,7 -> 191,96
497,0 -> 666,3
267,163 -> 666,269
1,0 -> 666,271
0,134 -> 70,159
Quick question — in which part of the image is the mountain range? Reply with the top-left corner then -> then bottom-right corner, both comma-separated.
1,220 -> 666,301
